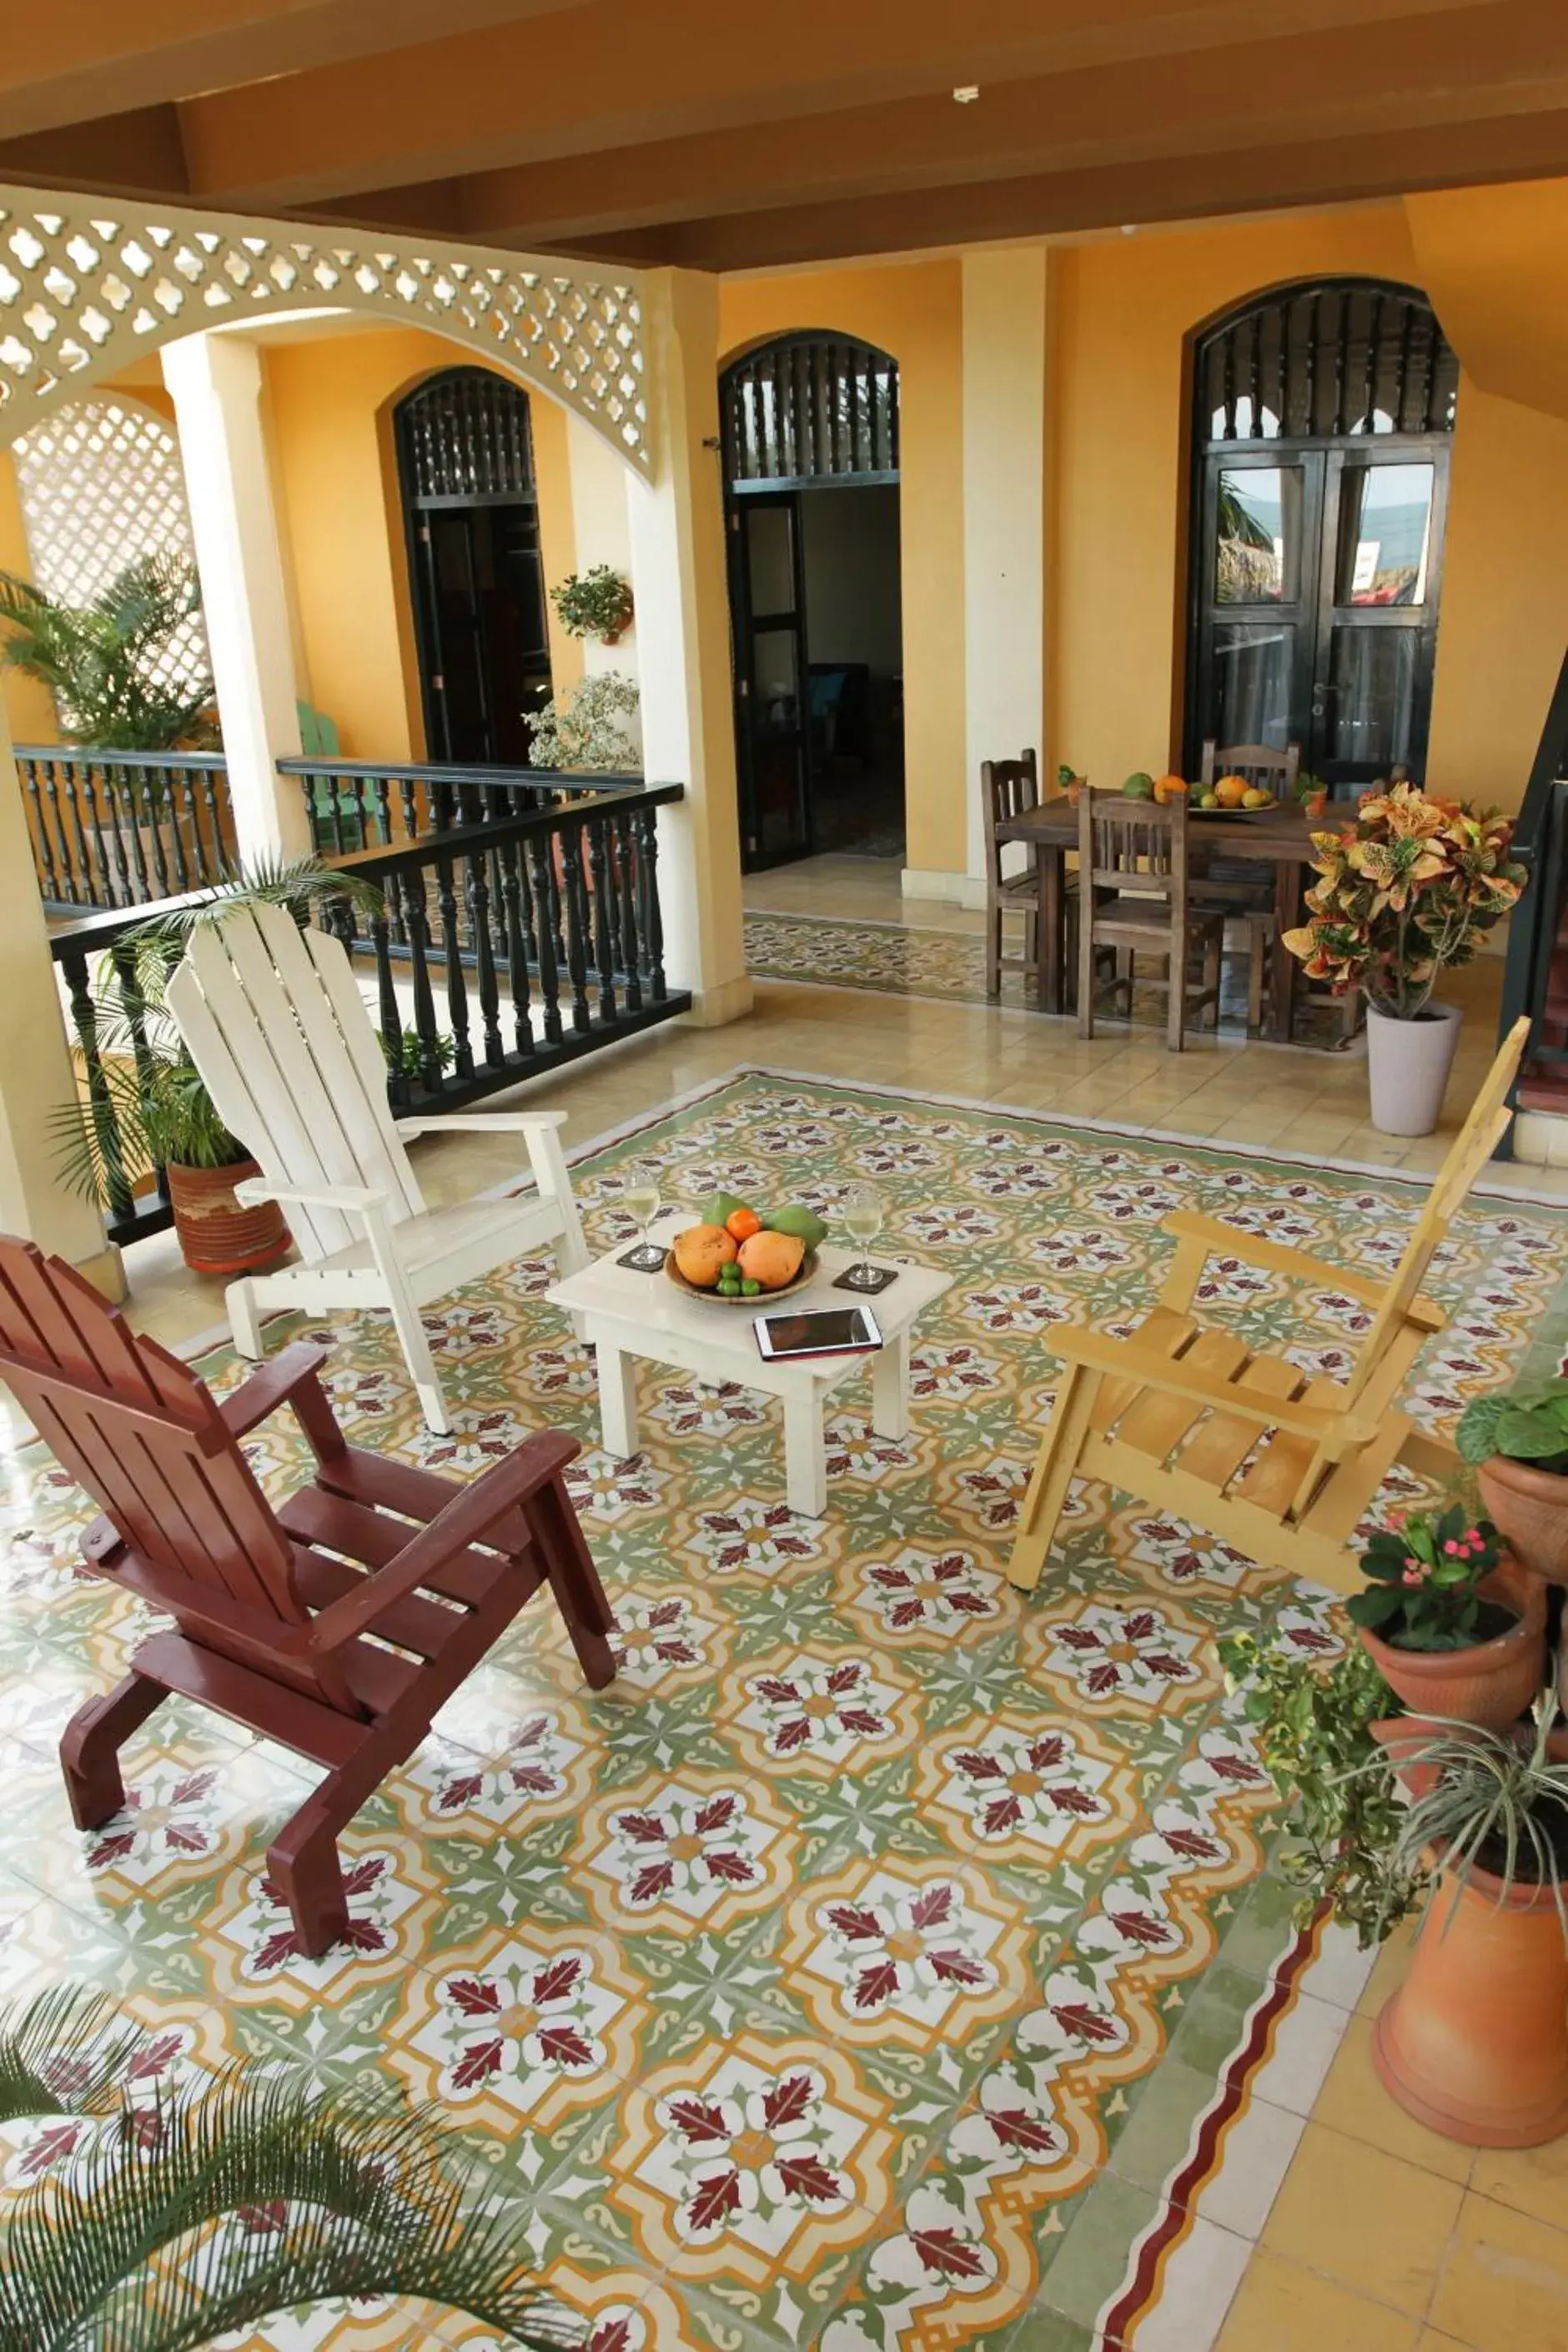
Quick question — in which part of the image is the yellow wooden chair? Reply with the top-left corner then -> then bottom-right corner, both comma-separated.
1007,1017 -> 1530,1597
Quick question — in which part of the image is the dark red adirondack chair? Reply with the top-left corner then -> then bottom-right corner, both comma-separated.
0,1236 -> 616,1956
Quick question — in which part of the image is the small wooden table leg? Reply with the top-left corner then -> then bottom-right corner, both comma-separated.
783,1389 -> 828,1517
870,1330 -> 912,1442
1039,847 -> 1064,1013
596,1339 -> 639,1458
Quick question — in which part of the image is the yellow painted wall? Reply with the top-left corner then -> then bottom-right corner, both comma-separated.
260,326 -> 581,761
0,450 -> 57,745
720,261 -> 966,875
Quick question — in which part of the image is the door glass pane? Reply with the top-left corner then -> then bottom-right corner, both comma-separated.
1215,467 -> 1303,603
752,626 -> 800,731
1326,628 -> 1418,766
1210,622 -> 1296,747
746,505 -> 797,614
1334,464 -> 1435,606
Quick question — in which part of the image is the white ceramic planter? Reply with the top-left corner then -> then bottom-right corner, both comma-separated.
1365,999 -> 1462,1137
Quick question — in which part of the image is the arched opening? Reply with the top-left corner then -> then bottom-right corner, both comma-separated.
393,366 -> 555,765
1185,279 -> 1460,792
721,331 -> 904,868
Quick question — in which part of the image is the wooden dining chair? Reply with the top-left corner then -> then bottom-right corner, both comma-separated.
1007,1016 -> 1531,1599
1077,790 -> 1225,1050
0,1234 -> 616,1957
982,751 -> 1043,999
1195,739 -> 1304,1033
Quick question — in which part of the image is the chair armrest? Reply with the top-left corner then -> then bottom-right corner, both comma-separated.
235,1176 -> 389,1215
308,1429 -> 580,1653
1158,1211 -> 1445,1331
395,1111 -> 569,1140
1053,1322 -> 1376,1445
219,1342 -> 332,1438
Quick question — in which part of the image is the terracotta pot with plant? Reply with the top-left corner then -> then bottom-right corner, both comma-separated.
1282,782 -> 1525,1138
549,563 -> 634,647
1457,1375 -> 1568,1587
1368,1701 -> 1568,2147
1347,1500 -> 1546,1728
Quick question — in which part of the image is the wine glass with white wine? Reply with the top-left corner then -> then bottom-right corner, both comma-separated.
621,1161 -> 666,1271
842,1180 -> 886,1292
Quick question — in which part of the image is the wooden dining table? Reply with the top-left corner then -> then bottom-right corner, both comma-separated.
992,794 -> 1322,1042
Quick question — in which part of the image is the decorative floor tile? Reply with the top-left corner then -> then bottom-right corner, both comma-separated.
5,1068 -> 1568,2348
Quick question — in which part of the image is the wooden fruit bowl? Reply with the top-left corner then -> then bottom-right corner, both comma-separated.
664,1248 -> 819,1305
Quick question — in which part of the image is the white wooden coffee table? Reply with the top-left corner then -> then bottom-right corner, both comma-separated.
545,1213 -> 952,1517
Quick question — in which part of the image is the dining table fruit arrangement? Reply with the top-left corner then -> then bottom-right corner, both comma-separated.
1194,772 -> 1276,812
669,1191 -> 829,1302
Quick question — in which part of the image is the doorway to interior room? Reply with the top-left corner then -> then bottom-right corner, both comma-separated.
394,367 -> 554,766
1186,280 -> 1459,794
721,334 -> 904,870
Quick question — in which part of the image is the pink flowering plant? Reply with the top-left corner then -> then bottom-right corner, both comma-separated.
1349,1501 -> 1502,1651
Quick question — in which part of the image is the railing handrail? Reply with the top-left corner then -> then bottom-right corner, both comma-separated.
48,885 -> 223,960
324,781 -> 686,879
15,743 -> 228,772
278,755 -> 649,793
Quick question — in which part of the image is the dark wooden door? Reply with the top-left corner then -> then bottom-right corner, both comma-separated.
728,490 -> 813,867
412,505 -> 553,766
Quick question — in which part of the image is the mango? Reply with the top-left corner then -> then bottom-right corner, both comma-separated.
703,1189 -> 748,1227
1122,771 -> 1156,800
762,1204 -> 827,1249
673,1224 -> 737,1288
738,1230 -> 806,1290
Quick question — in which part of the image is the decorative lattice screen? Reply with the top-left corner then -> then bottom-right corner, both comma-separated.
0,184 -> 646,470
12,394 -> 209,701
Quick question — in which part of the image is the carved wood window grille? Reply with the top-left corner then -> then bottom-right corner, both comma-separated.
721,333 -> 899,488
398,369 -> 537,505
1197,281 -> 1459,445
12,392 -> 209,701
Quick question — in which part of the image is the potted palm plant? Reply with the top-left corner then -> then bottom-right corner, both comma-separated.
53,861 -> 383,1277
1347,1501 -> 1546,1727
1458,1373 -> 1568,1586
1367,1701 -> 1568,2147
0,1983 -> 574,2346
1281,783 -> 1525,1136
0,553 -> 217,749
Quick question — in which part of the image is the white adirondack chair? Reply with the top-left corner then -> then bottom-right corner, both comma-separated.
166,901 -> 589,1434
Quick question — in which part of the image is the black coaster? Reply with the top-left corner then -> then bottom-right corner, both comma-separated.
617,1244 -> 669,1272
832,1264 -> 900,1296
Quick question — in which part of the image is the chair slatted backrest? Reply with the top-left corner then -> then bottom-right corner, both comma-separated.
1078,789 -> 1192,931
1201,739 -> 1302,794
0,1237 -> 305,1627
1338,1015 -> 1531,1415
168,902 -> 424,1264
982,752 -> 1040,886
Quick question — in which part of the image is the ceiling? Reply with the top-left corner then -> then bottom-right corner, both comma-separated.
3,0 -> 1568,274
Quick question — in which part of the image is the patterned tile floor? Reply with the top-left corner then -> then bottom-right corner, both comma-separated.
5,1070 -> 1568,2350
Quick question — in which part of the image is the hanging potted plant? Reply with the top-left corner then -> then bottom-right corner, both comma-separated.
1458,1373 -> 1568,1587
1367,1701 -> 1568,2147
1346,1500 -> 1546,1727
52,860 -> 382,1277
549,564 -> 634,646
1282,783 -> 1525,1137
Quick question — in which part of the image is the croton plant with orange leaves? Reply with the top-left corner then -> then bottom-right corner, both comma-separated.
1282,782 -> 1526,1019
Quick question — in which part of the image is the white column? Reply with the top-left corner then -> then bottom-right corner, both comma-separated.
962,248 -> 1048,886
0,701 -> 119,1291
626,269 -> 751,1026
162,333 -> 311,868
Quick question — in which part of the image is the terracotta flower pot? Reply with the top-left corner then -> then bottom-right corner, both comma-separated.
1373,1861 -> 1568,2147
1355,1557 -> 1548,1728
166,1157 -> 290,1278
1365,999 -> 1462,1137
1477,1454 -> 1568,1586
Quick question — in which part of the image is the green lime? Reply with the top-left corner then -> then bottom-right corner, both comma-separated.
741,1278 -> 761,1297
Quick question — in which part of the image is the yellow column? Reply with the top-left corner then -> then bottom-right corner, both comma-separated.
626,269 -> 752,1026
0,703 -> 121,1294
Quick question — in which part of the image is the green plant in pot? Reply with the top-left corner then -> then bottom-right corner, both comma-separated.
1360,1699 -> 1568,2147
549,563 -> 634,646
1347,1500 -> 1546,1728
0,554 -> 217,750
1458,1373 -> 1568,1586
53,860 -> 383,1278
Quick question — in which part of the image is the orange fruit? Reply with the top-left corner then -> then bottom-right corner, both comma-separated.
1153,773 -> 1189,804
1214,774 -> 1250,807
726,1207 -> 762,1241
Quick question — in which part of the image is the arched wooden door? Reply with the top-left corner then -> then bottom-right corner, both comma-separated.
1186,282 -> 1460,793
395,369 -> 554,765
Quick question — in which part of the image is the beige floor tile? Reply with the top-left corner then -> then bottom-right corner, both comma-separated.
1469,2134 -> 1568,2234
1358,1923 -> 1420,2020
1427,2192 -> 1568,2349
1214,2249 -> 1421,2352
1260,2123 -> 1466,2316
1308,2012 -> 1472,2184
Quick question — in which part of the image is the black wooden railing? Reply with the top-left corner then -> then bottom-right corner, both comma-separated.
48,781 -> 689,1245
20,746 -> 233,912
285,756 -> 646,857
